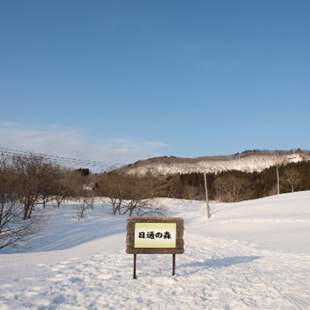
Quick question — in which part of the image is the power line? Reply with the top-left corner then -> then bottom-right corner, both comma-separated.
0,147 -> 124,172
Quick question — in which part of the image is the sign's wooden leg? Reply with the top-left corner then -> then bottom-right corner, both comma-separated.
172,254 -> 176,276
133,254 -> 137,279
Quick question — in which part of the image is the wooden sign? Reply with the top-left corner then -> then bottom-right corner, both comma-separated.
126,217 -> 184,278
126,217 -> 184,254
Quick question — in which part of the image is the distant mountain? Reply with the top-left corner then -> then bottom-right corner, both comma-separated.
120,150 -> 310,175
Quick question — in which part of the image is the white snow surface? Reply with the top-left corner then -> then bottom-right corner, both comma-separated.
1,191 -> 310,309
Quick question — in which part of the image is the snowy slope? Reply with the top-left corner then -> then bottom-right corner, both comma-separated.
126,153 -> 310,175
0,192 -> 310,309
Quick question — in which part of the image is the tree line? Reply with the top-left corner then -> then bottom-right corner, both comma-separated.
0,153 -> 98,250
162,161 -> 310,202
97,160 -> 310,203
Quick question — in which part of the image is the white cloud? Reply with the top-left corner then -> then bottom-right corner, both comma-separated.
0,122 -> 167,172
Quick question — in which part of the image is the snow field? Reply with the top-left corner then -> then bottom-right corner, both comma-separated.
0,192 -> 310,309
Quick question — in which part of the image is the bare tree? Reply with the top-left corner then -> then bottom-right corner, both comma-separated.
72,196 -> 93,221
0,154 -> 47,250
280,167 -> 301,192
40,166 -> 62,208
98,172 -> 166,216
213,173 -> 253,202
99,173 -> 124,215
11,153 -> 60,219
52,167 -> 73,208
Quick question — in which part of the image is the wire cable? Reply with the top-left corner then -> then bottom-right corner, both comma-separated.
0,147 -> 124,172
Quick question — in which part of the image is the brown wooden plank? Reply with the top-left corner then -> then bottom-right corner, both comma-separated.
126,217 -> 184,254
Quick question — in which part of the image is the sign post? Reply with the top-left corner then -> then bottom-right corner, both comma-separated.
172,253 -> 176,276
133,254 -> 137,280
126,217 -> 184,279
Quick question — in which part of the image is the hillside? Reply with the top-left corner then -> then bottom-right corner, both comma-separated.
121,150 -> 310,175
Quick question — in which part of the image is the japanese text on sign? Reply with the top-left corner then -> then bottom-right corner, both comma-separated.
134,223 -> 176,248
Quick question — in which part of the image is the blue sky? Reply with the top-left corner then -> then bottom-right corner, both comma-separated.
1,0 -> 309,169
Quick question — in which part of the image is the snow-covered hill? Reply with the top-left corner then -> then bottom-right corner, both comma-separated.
0,191 -> 310,309
125,152 -> 310,175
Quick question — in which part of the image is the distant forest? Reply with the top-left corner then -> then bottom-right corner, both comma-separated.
98,160 -> 310,203
173,160 -> 310,202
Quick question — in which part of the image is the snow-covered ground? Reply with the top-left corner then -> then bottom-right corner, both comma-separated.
1,191 -> 310,309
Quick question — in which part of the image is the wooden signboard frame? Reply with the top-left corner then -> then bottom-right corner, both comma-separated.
126,217 -> 184,279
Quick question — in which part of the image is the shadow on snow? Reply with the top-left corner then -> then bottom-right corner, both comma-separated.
179,256 -> 261,273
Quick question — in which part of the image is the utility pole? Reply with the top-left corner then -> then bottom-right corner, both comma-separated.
276,163 -> 280,195
204,172 -> 211,219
